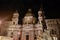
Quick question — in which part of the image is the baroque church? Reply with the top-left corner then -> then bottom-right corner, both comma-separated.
4,5 -> 60,40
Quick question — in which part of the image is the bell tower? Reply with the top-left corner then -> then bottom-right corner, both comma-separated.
38,5 -> 47,32
12,10 -> 19,25
7,10 -> 20,40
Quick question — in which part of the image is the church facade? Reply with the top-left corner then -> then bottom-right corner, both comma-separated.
6,7 -> 60,40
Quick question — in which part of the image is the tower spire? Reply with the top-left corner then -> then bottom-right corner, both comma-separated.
38,4 -> 47,32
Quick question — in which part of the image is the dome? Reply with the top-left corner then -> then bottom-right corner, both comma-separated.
23,9 -> 36,24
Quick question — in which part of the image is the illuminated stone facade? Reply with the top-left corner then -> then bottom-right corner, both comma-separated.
45,19 -> 60,40
6,7 -> 60,40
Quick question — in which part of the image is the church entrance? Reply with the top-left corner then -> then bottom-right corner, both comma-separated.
26,35 -> 29,40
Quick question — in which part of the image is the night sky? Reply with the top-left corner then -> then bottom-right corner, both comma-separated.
0,0 -> 60,23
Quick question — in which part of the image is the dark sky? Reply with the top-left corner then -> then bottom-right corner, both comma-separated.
0,0 -> 60,21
